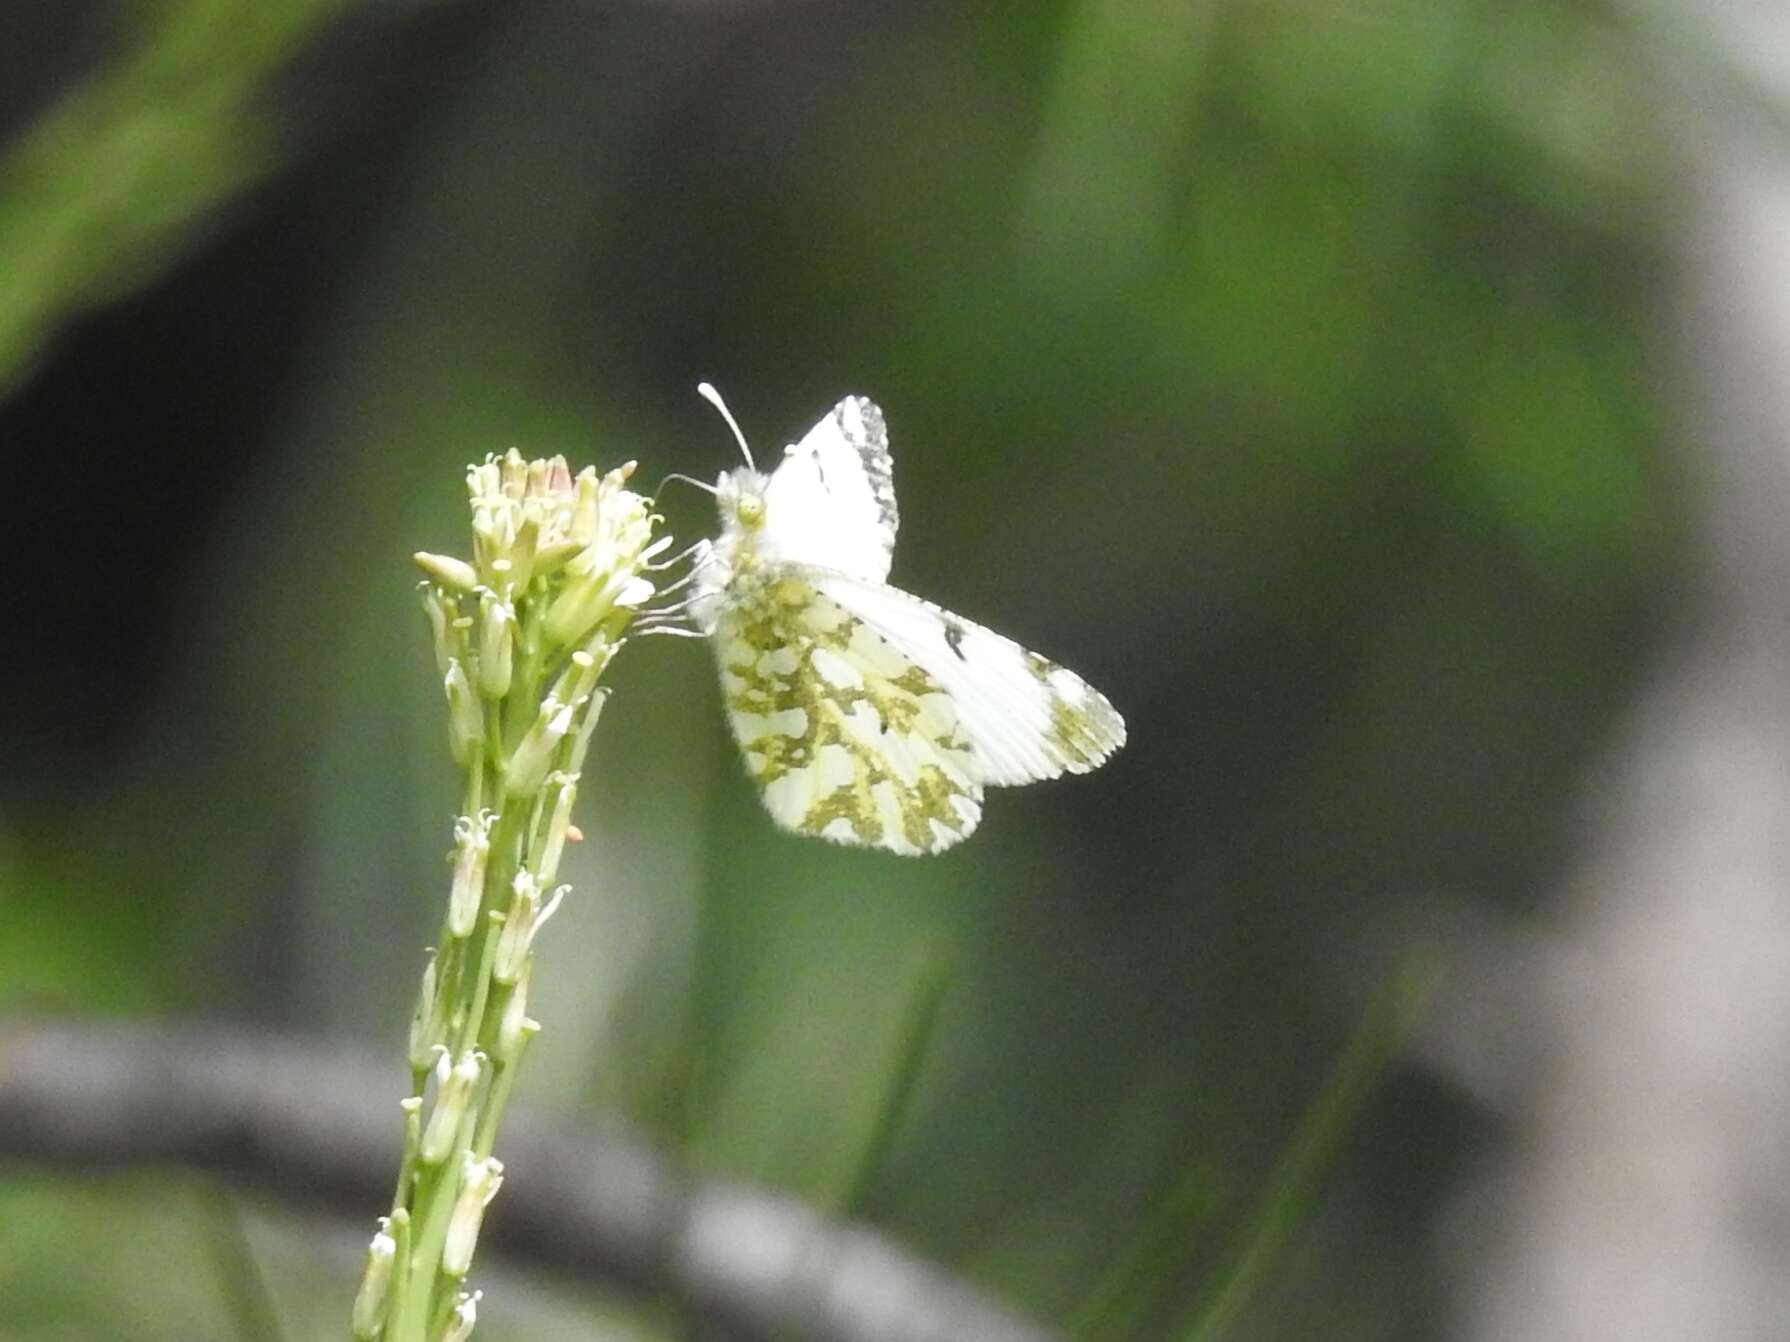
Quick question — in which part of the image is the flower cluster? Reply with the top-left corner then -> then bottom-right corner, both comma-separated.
356,450 -> 666,1342
417,453 -> 664,765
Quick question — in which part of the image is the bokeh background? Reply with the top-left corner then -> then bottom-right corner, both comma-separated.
7,1 -> 1790,1339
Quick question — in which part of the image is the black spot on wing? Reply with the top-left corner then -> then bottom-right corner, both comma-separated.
944,618 -> 967,660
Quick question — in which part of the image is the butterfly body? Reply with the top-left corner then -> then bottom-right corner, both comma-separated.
689,394 -> 1123,855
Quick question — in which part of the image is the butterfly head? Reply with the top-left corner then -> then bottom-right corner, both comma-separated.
714,467 -> 769,535
695,382 -> 774,537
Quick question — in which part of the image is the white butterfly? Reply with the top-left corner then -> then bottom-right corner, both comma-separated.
682,384 -> 1125,855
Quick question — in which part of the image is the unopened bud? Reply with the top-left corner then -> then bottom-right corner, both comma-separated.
442,1290 -> 482,1342
616,575 -> 655,608
414,551 -> 481,594
537,780 -> 578,886
477,591 -> 515,699
548,648 -> 598,709
494,961 -> 538,1064
444,660 -> 483,766
504,699 -> 572,798
420,585 -> 460,677
407,954 -> 443,1069
351,1219 -> 398,1338
442,1156 -> 505,1278
571,470 -> 601,540
542,552 -> 644,649
447,812 -> 495,938
399,1096 -> 423,1172
532,537 -> 584,579
507,514 -> 540,593
420,1050 -> 483,1165
492,871 -> 565,984
564,687 -> 610,778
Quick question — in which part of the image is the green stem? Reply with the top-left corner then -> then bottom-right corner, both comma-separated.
501,604 -> 546,751
1174,958 -> 1436,1342
473,1047 -> 528,1159
196,1181 -> 288,1342
385,785 -> 533,1340
388,1099 -> 423,1220
386,1163 -> 448,1342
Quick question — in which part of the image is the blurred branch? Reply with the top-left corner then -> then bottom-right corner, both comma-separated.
1461,20 -> 1790,1335
1630,0 -> 1790,149
0,0 -> 512,392
0,1018 -> 1052,1342
0,0 -> 353,389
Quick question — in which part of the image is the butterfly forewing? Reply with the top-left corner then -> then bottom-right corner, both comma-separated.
758,397 -> 898,582
713,570 -> 984,854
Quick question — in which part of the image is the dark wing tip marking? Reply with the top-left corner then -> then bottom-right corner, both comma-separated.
840,397 -> 898,542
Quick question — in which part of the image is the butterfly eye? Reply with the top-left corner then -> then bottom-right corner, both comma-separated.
736,494 -> 765,529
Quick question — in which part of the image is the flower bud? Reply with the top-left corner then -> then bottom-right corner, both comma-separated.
564,687 -> 610,779
419,585 -> 461,677
542,571 -> 619,651
506,514 -> 540,593
420,1050 -> 483,1165
500,448 -> 529,497
476,591 -> 515,699
494,961 -> 539,1064
444,660 -> 483,766
414,551 -> 481,594
442,1156 -> 505,1279
532,537 -> 585,579
617,575 -> 655,608
492,871 -> 566,984
504,699 -> 572,798
537,780 -> 578,886
443,1290 -> 481,1342
571,468 -> 601,539
548,648 -> 598,710
407,954 -> 443,1069
399,1095 -> 423,1167
351,1219 -> 398,1337
447,812 -> 495,939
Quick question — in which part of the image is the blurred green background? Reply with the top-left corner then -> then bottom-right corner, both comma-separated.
0,0 -> 1696,1338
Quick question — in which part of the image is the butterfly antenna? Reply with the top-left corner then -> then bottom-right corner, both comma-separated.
697,381 -> 756,471
655,471 -> 719,501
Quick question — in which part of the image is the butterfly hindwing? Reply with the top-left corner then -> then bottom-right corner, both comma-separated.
810,571 -> 1127,786
712,569 -> 983,854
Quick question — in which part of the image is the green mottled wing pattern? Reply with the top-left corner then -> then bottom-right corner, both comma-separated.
810,571 -> 1127,787
713,570 -> 984,854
